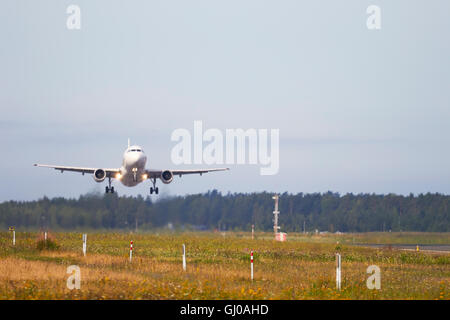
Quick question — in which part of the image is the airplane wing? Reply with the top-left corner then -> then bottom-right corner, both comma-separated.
33,164 -> 120,176
146,167 -> 229,178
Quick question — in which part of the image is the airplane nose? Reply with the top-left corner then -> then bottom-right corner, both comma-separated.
126,153 -> 146,166
126,153 -> 140,165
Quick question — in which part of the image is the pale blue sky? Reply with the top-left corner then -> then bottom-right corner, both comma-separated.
1,1 -> 449,201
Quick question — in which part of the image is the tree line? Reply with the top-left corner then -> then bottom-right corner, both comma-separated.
0,190 -> 449,232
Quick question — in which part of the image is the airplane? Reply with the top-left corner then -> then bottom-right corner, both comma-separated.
34,140 -> 229,195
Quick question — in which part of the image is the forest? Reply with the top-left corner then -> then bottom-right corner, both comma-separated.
0,190 -> 449,232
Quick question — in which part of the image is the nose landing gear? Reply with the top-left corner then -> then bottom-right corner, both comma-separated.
150,177 -> 159,195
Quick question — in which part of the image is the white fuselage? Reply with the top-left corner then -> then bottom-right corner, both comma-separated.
119,145 -> 147,187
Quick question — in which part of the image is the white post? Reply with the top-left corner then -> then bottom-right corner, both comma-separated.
82,234 -> 87,256
44,232 -> 47,241
13,230 -> 15,246
182,244 -> 186,271
251,224 -> 254,240
250,250 -> 254,281
129,240 -> 133,263
272,195 -> 280,239
336,253 -> 341,290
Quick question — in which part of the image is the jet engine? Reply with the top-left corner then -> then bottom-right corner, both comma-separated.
160,170 -> 174,184
93,169 -> 107,182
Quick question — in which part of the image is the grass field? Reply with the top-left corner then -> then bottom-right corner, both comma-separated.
0,231 -> 448,300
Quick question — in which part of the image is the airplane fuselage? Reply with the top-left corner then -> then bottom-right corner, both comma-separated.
119,145 -> 148,187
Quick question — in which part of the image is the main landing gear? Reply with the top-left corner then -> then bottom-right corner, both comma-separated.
150,177 -> 159,195
105,177 -> 115,194
105,186 -> 115,193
